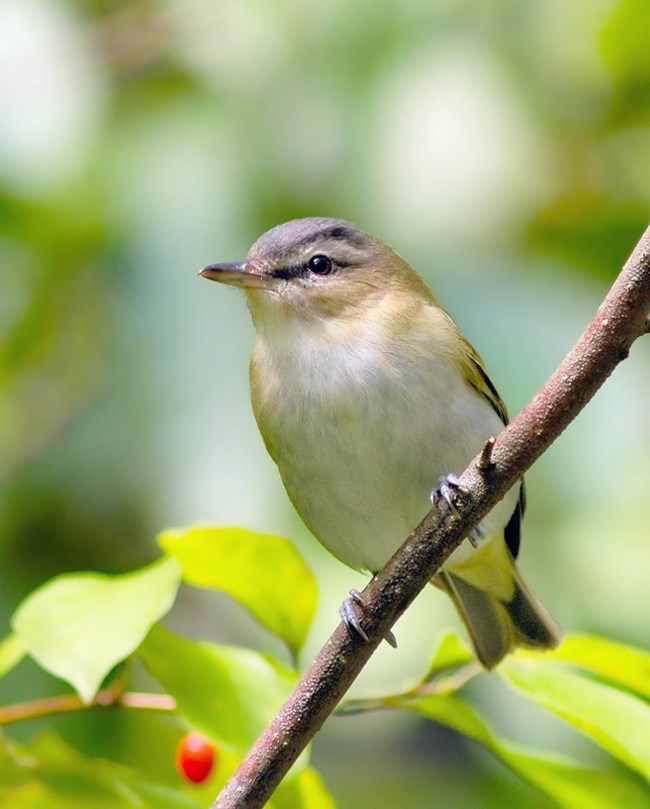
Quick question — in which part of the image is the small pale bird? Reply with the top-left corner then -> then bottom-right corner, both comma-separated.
200,217 -> 560,668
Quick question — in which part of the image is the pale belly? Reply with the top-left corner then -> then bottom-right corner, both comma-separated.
254,342 -> 518,574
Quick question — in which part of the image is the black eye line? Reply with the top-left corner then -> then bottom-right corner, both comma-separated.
271,266 -> 300,280
270,259 -> 355,280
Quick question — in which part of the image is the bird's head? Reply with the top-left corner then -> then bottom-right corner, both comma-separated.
199,218 -> 434,331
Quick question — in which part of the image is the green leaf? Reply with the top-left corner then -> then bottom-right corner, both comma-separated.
127,782 -> 206,808
0,633 -> 25,678
138,624 -> 298,757
402,693 -> 650,808
271,766 -> 338,809
159,526 -> 317,655
551,635 -> 650,698
499,655 -> 650,779
11,557 -> 181,702
423,629 -> 474,681
0,730 -> 205,808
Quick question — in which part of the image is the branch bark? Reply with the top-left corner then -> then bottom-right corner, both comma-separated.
213,225 -> 650,809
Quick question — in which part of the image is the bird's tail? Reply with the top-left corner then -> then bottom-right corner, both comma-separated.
437,563 -> 561,669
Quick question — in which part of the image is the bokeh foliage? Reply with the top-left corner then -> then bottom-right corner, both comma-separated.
2,529 -> 649,806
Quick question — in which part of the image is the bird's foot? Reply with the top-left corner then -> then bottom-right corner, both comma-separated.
431,473 -> 467,517
339,590 -> 368,641
468,524 -> 484,548
339,589 -> 397,648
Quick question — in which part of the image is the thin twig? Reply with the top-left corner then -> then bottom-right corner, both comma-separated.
0,691 -> 176,725
213,225 -> 650,809
338,660 -> 482,715
478,437 -> 496,472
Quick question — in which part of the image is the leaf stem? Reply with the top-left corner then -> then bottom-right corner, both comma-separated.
0,690 -> 176,726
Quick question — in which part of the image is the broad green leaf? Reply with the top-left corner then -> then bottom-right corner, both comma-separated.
0,730 -> 204,808
271,766 -> 338,809
127,782 -> 206,808
159,526 -> 317,655
423,629 -> 474,681
500,656 -> 650,779
293,768 -> 338,809
138,624 -> 298,757
0,633 -> 25,677
401,693 -> 650,808
12,557 -> 181,702
551,635 -> 650,698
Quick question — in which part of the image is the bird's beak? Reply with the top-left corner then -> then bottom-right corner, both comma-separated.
199,261 -> 270,289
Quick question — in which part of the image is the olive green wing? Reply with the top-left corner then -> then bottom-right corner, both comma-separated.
457,341 -> 510,427
455,335 -> 526,558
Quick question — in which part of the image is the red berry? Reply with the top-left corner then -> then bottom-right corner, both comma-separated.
176,732 -> 217,784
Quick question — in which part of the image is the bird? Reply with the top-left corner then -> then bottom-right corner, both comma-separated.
199,217 -> 560,668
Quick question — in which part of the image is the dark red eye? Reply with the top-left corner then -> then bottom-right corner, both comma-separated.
308,254 -> 333,275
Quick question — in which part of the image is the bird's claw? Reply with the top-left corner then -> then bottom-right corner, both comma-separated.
469,524 -> 484,548
339,590 -> 369,642
339,589 -> 397,648
431,473 -> 466,517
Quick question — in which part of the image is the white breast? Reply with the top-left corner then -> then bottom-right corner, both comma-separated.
251,307 -> 516,573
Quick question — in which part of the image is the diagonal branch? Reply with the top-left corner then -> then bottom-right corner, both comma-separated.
213,224 -> 650,809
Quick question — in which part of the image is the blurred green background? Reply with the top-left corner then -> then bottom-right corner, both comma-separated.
1,0 -> 649,805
